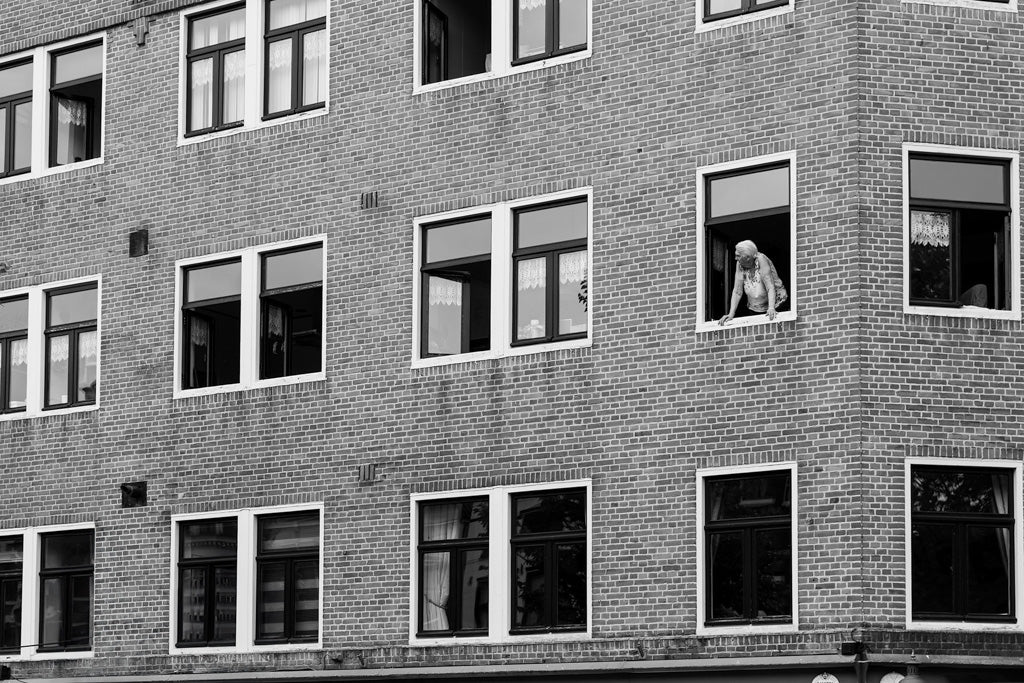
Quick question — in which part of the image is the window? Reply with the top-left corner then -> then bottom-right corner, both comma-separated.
0,538 -> 22,654
696,464 -> 796,634
910,464 -> 1018,624
416,0 -> 591,90
179,0 -> 329,141
900,0 -> 1015,11
0,278 -> 100,420
703,0 -> 788,23
414,191 -> 591,367
171,506 -> 322,652
0,36 -> 105,183
697,154 -> 796,329
176,239 -> 324,396
412,482 -> 590,643
905,147 -> 1019,318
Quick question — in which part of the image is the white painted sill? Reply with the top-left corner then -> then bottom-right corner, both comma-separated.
695,622 -> 798,637
696,310 -> 796,333
0,403 -> 98,423
904,304 -> 1020,321
0,650 -> 94,662
169,642 -> 322,656
900,0 -> 1018,12
411,337 -> 592,370
412,631 -> 591,647
0,157 -> 104,188
695,4 -> 794,34
907,619 -> 1021,632
177,107 -> 328,147
412,50 -> 592,96
173,372 -> 326,400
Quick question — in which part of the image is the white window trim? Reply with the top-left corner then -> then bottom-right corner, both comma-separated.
695,461 -> 798,636
0,521 -> 96,662
411,0 -> 593,95
0,33 -> 107,188
694,1 -> 793,34
169,502 -> 325,655
904,457 -> 1024,632
411,188 -> 593,369
695,151 -> 798,333
177,0 -> 331,146
173,235 -> 326,399
902,143 -> 1021,321
409,479 -> 593,646
0,275 -> 101,422
900,0 -> 1017,12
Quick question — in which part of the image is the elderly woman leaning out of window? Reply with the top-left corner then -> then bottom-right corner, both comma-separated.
718,240 -> 788,325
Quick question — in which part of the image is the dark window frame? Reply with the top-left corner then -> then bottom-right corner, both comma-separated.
703,470 -> 792,627
510,198 -> 588,347
421,1 -> 448,85
181,258 -> 242,390
911,465 -> 1016,623
176,519 -> 238,648
262,1 -> 327,120
37,530 -> 93,653
416,496 -> 489,638
185,4 -> 246,137
0,536 -> 22,654
43,283 -> 98,410
47,41 -> 103,167
0,58 -> 33,178
511,0 -> 588,66
254,511 -> 320,645
508,488 -> 587,635
703,0 -> 789,23
258,244 -> 324,380
0,295 -> 28,415
907,152 -> 1012,309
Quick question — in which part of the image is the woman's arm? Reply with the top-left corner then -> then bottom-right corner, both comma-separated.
718,264 -> 745,325
757,253 -> 777,320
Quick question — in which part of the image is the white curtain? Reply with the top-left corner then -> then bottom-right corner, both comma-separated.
190,317 -> 209,347
267,41 -> 292,113
911,210 -> 951,247
55,98 -> 87,164
49,335 -> 70,363
518,258 -> 546,291
190,59 -> 214,130
10,338 -> 27,367
271,0 -> 327,29
559,251 -> 587,284
520,0 -> 545,9
222,51 -> 246,123
302,30 -> 327,105
429,278 -> 461,306
422,505 -> 462,631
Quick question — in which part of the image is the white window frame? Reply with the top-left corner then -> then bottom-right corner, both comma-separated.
0,34 -> 107,188
900,0 -> 1017,11
0,522 -> 96,662
409,479 -> 592,645
169,503 -> 325,655
177,0 -> 331,146
695,461 -> 798,636
695,151 -> 798,333
0,275 -> 101,422
902,143 -> 1021,321
411,0 -> 593,94
173,235 -> 326,399
694,0 -> 793,34
904,457 -> 1024,632
411,188 -> 593,369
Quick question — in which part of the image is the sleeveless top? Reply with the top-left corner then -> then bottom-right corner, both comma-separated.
742,262 -> 769,312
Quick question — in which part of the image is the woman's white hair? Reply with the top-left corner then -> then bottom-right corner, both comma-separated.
735,240 -> 758,258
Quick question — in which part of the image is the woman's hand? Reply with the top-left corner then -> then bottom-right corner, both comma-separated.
718,314 -> 734,326
767,307 -> 777,321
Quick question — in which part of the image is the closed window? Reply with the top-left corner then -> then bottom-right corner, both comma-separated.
513,0 -> 588,64
255,512 -> 320,644
0,537 -> 22,654
186,6 -> 246,135
264,0 -> 327,118
177,519 -> 238,647
0,60 -> 32,178
44,284 -> 98,409
38,530 -> 94,652
0,296 -> 28,414
704,0 -> 789,22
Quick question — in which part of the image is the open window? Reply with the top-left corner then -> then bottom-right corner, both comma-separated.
260,245 -> 323,379
0,60 -> 32,178
49,42 -> 103,167
181,259 -> 242,390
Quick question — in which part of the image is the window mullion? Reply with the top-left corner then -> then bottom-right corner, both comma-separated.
290,30 -> 301,112
492,209 -> 511,354
492,0 -> 508,77
742,526 -> 754,619
240,251 -> 259,385
489,490 -> 508,638
30,47 -> 46,175
235,512 -> 255,648
26,290 -> 43,413
20,531 -> 38,656
244,3 -> 261,128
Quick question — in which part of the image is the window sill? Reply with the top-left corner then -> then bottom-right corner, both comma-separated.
412,337 -> 592,370
696,310 -> 796,333
169,642 -> 322,656
0,157 -> 104,188
695,4 -> 793,34
177,106 -> 328,147
907,619 -> 1020,632
695,621 -> 798,637
173,371 -> 326,400
412,49 -> 591,96
0,403 -> 98,423
900,0 -> 1017,11
411,631 -> 591,647
904,304 -> 1020,321
0,649 -> 94,662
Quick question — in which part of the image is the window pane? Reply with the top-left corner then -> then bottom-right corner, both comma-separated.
0,62 -> 31,98
513,545 -> 545,627
301,30 -> 327,106
0,297 -> 27,334
76,330 -> 98,403
53,44 -> 102,85
52,97 -> 89,165
264,246 -> 323,290
189,58 -> 214,131
421,551 -> 451,631
48,287 -> 97,326
7,338 -> 27,409
269,0 -> 328,29
516,202 -> 587,249
556,543 -> 586,626
213,566 -> 237,642
424,217 -> 491,264
558,0 -> 587,48
709,166 -> 789,219
191,8 -> 246,50
40,577 -> 64,647
222,50 -> 246,125
42,532 -> 93,568
46,334 -> 70,406
912,468 -> 1013,514
513,490 -> 586,535
186,261 -> 241,302
256,561 -> 285,638
709,531 -> 744,620
966,526 -> 1012,616
912,523 -> 955,615
260,285 -> 323,379
516,257 -> 546,341
0,538 -> 22,565
13,101 -> 31,170
909,210 -> 953,302
708,0 -> 743,13
458,549 -> 488,630
517,0 -> 547,58
259,513 -> 319,552
0,112 -> 5,173
181,519 -> 237,559
558,251 -> 588,335
421,500 -> 489,541
910,157 -> 1006,206
184,304 -> 241,388
267,38 -> 293,114
0,576 -> 21,651
293,560 -> 319,638
707,473 -> 791,521
426,275 -> 463,355
755,528 -> 791,617
179,567 -> 207,643
68,574 -> 91,648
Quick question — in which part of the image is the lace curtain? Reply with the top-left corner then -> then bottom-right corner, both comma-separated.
302,31 -> 327,104
270,0 -> 327,29
520,0 -> 545,9
223,51 -> 246,123
55,98 -> 87,164
49,333 -> 98,363
267,41 -> 292,113
9,339 -> 27,367
911,211 -> 951,247
518,259 -> 546,291
429,278 -> 461,307
421,505 -> 462,631
559,251 -> 587,284
191,60 -> 213,130
190,317 -> 210,347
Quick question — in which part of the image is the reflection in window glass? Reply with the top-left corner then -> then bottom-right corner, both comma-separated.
0,536 -> 22,653
517,0 -> 547,59
255,512 -> 320,644
38,530 -> 93,652
183,261 -> 241,389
